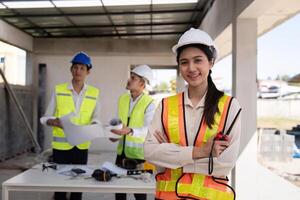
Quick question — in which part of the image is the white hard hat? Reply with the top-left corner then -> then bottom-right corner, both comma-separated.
131,64 -> 153,85
172,28 -> 217,58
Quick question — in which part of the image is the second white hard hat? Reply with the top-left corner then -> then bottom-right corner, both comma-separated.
131,64 -> 153,85
172,28 -> 217,58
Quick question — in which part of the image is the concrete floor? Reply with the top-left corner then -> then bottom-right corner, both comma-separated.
0,151 -> 154,200
236,131 -> 300,200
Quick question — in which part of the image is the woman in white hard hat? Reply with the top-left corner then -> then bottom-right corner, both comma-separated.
144,28 -> 241,200
110,64 -> 156,200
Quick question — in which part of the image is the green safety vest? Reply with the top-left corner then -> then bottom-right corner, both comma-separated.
52,83 -> 99,150
117,93 -> 153,159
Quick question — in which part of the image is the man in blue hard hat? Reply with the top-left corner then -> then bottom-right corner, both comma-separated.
40,51 -> 100,200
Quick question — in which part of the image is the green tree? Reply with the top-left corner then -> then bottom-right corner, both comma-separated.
275,74 -> 290,81
153,81 -> 169,92
170,79 -> 176,92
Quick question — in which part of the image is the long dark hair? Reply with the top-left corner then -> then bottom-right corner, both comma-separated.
176,43 -> 224,128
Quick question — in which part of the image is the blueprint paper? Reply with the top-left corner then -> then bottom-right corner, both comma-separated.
60,113 -> 105,146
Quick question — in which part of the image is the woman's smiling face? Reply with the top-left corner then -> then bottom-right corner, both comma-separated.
178,46 -> 212,88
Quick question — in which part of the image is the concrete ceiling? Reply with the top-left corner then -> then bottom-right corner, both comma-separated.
215,0 -> 300,60
0,0 -> 214,39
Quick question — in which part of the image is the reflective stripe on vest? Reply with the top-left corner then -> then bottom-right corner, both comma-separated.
156,93 -> 234,200
57,93 -> 72,96
117,93 -> 153,159
52,83 -> 99,150
118,138 -> 144,149
53,137 -> 68,142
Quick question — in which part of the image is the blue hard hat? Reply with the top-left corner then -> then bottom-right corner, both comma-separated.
71,51 -> 92,69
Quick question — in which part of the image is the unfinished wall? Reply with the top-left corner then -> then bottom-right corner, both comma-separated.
258,99 -> 300,119
0,85 -> 33,161
33,38 -> 176,152
0,20 -> 35,161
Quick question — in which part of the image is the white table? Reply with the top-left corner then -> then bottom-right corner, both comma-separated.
2,164 -> 155,200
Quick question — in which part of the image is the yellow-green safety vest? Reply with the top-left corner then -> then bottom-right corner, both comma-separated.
52,83 -> 99,150
117,93 -> 153,159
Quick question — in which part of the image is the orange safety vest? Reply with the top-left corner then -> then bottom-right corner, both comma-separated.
156,92 -> 234,200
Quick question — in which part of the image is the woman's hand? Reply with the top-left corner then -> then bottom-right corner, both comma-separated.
192,137 -> 229,159
111,126 -> 132,135
212,139 -> 229,156
46,118 -> 63,129
154,130 -> 168,143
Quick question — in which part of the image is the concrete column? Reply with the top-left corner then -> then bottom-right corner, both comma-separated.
26,52 -> 33,86
232,18 -> 257,154
26,52 -> 39,147
232,17 -> 257,199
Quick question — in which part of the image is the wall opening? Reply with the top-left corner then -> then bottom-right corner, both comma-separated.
0,41 -> 26,86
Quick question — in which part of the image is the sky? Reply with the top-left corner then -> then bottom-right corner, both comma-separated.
257,13 -> 300,79
211,12 -> 300,90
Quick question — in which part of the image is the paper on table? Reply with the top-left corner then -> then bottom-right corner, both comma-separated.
101,161 -> 127,175
60,113 -> 105,146
56,164 -> 94,176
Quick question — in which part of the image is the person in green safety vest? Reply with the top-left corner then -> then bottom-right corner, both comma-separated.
40,51 -> 100,200
110,64 -> 156,200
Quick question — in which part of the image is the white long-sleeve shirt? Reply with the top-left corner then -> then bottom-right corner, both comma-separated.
118,93 -> 156,138
144,90 -> 241,176
40,83 -> 101,125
